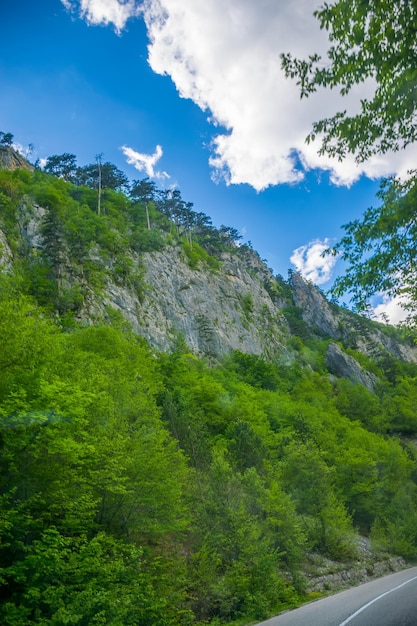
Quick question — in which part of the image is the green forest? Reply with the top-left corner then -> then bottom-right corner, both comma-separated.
0,158 -> 417,625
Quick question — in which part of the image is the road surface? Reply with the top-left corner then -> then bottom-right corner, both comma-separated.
254,566 -> 417,626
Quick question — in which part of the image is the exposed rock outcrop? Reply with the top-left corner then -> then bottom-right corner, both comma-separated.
290,272 -> 417,363
291,271 -> 340,338
306,554 -> 406,594
103,246 -> 289,358
18,202 -> 46,250
326,343 -> 379,391
0,146 -> 34,172
305,538 -> 406,594
0,230 -> 13,268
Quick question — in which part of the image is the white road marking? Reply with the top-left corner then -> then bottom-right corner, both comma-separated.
339,575 -> 417,625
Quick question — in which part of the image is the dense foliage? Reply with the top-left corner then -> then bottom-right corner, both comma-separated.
328,173 -> 417,319
1,164 -> 417,624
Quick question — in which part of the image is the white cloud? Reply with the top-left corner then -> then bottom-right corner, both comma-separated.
62,0 -> 417,190
373,295 -> 410,326
121,144 -> 170,180
12,142 -> 34,158
290,238 -> 337,285
141,0 -> 417,191
61,0 -> 140,33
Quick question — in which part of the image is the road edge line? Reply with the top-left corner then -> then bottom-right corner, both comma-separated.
339,574 -> 417,625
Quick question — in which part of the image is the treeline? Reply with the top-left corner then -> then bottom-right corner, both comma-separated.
42,151 -> 243,250
1,133 -> 248,259
0,163 -> 267,320
1,163 -> 417,624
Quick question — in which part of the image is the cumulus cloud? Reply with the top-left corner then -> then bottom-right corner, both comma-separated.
62,0 -> 417,190
141,0 -> 417,190
12,142 -> 35,159
373,295 -> 409,326
61,0 -> 140,33
121,144 -> 170,180
290,239 -> 338,285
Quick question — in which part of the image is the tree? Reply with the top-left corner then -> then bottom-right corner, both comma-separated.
96,153 -> 102,216
44,153 -> 78,182
157,189 -> 185,235
282,1 -> 417,318
130,178 -> 157,229
41,205 -> 66,280
328,173 -> 417,317
219,225 -> 243,247
76,160 -> 128,192
0,131 -> 14,147
0,307 -> 193,625
75,158 -> 129,216
281,0 -> 417,162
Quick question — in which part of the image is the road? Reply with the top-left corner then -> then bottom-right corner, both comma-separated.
254,566 -> 417,626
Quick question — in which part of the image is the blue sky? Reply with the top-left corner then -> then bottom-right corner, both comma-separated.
1,0 -> 413,321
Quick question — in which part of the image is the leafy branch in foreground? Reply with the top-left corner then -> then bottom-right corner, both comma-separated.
328,172 -> 417,318
281,0 -> 417,162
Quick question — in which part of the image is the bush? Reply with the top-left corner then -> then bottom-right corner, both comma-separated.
130,228 -> 165,252
182,240 -> 220,271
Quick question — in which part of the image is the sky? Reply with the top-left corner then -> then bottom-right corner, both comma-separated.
1,0 -> 415,323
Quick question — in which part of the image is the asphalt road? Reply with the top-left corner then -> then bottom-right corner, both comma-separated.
254,566 -> 417,626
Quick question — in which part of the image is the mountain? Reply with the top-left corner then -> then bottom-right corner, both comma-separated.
1,147 -> 417,626
2,146 -> 415,373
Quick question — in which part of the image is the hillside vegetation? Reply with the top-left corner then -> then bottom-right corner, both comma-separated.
1,157 -> 417,625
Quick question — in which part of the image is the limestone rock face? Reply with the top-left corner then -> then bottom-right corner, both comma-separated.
0,230 -> 13,268
0,146 -> 34,172
291,271 -> 340,338
326,343 -> 378,391
290,272 -> 417,363
104,246 -> 289,358
18,202 -> 46,250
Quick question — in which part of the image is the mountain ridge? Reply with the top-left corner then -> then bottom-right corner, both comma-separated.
1,146 -> 416,386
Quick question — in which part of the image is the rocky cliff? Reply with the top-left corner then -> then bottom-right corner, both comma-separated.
0,146 -> 34,171
102,245 -> 289,358
102,247 -> 417,373
290,271 -> 417,363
